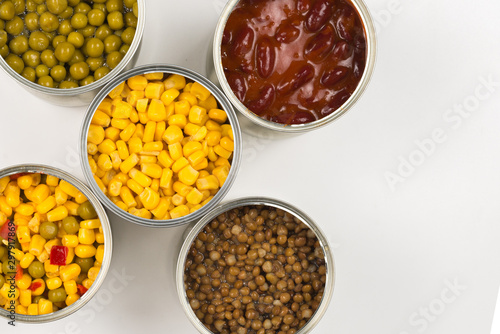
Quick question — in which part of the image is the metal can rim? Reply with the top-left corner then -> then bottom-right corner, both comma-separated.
176,197 -> 335,334
0,0 -> 146,97
213,0 -> 377,133
79,64 -> 243,228
0,164 -> 113,324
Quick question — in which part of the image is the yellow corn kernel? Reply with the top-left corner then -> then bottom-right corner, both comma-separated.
31,174 -> 41,186
30,279 -> 45,296
44,239 -> 61,254
108,81 -> 125,99
156,167 -> 172,188
168,142 -> 183,161
208,108 -> 228,123
179,92 -> 197,106
28,303 -> 39,315
88,266 -> 100,281
108,179 -> 122,197
88,156 -> 98,174
172,194 -> 186,206
130,208 -> 152,219
11,248 -> 24,262
119,186 -> 137,207
120,153 -> 140,174
0,176 -> 9,193
74,191 -> 88,205
188,150 -> 207,167
143,73 -> 162,81
206,130 -> 222,146
127,90 -> 144,107
29,235 -> 47,256
80,219 -> 101,229
16,174 -> 33,190
35,196 -> 56,215
133,123 -> 145,139
199,94 -> 218,110
189,105 -> 207,125
91,244 -> 104,264
59,180 -> 79,198
186,188 -> 203,205
105,127 -> 121,142
164,74 -> 185,90
114,173 -> 130,185
191,82 -> 211,101
38,299 -> 53,315
127,178 -> 145,195
150,197 -> 169,219
93,175 -> 107,196
151,120 -> 166,141
46,277 -> 63,290
174,99 -> 190,116
128,75 -> 148,91
214,144 -> 232,159
97,98 -> 113,116
173,182 -> 193,197
74,244 -> 96,261
133,197 -> 143,209
139,187 -> 160,210
178,165 -> 200,186
190,126 -> 208,141
129,168 -> 152,187
46,205 -> 68,222
37,249 -> 49,264
28,185 -> 47,205
196,175 -> 220,191
78,228 -> 95,245
20,252 -> 35,269
15,273 -> 32,291
116,140 -> 130,160
147,99 -> 166,122
213,165 -> 230,187
28,213 -> 40,234
168,114 -> 187,129
15,225 -> 31,244
136,98 -> 148,113
143,141 -> 163,152
95,230 -> 105,243
220,124 -> 231,137
206,120 -> 223,133
157,151 -> 174,169
201,196 -> 214,206
121,84 -> 131,99
145,82 -> 165,100
91,109 -> 111,127
142,121 -> 156,143
140,163 -> 162,179
16,305 -> 27,315
0,197 -> 12,217
64,280 -> 78,295
109,151 -> 122,171
215,157 -> 231,168
63,201 -> 79,217
220,136 -> 234,152
152,178 -> 160,193
61,235 -> 78,248
161,125 -> 182,145
112,100 -> 133,119
120,123 -> 136,142
65,293 -> 79,307
0,284 -> 18,300
180,141 -> 201,157
128,137 -> 143,155
170,205 -> 190,219
171,157 -> 189,173
227,128 -> 234,140
82,278 -> 94,290
182,124 -> 199,137
88,124 -> 105,145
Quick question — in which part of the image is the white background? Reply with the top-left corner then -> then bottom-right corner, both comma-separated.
1,0 -> 500,333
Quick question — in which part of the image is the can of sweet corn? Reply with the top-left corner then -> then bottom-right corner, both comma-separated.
176,197 -> 335,334
0,1 -> 146,107
0,164 -> 112,323
208,0 -> 377,134
80,64 -> 242,228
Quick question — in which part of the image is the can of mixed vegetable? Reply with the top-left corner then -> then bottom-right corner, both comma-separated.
208,0 -> 377,134
0,164 -> 112,323
176,197 -> 335,334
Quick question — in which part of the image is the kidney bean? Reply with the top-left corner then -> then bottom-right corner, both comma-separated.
277,64 -> 315,95
305,25 -> 336,62
305,0 -> 333,32
232,26 -> 255,56
321,90 -> 351,116
336,6 -> 355,41
226,72 -> 248,101
256,38 -> 276,78
331,40 -> 352,60
289,111 -> 316,124
297,0 -> 312,12
246,84 -> 275,115
275,22 -> 300,44
352,55 -> 365,79
353,33 -> 366,49
320,66 -> 349,87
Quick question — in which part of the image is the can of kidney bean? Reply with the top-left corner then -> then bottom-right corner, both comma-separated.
208,0 -> 377,134
0,164 -> 112,324
176,197 -> 335,334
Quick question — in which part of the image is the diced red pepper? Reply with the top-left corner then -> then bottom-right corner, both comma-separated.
9,172 -> 29,180
77,284 -> 88,296
0,220 -> 16,240
15,264 -> 23,281
29,281 -> 42,291
50,245 -> 69,266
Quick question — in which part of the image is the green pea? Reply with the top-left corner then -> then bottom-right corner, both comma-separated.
22,50 -> 41,67
94,66 -> 109,80
95,24 -> 112,40
106,51 -> 123,70
75,257 -> 94,273
41,49 -> 58,67
85,37 -> 104,57
78,25 -> 95,38
9,35 -> 29,55
21,67 -> 36,82
59,80 -> 78,89
119,44 -> 129,55
2,260 -> 16,276
46,0 -> 68,15
52,34 -> 67,48
80,75 -> 94,86
68,49 -> 84,65
106,0 -> 123,12
0,30 -> 7,48
5,16 -> 23,35
5,54 -> 24,73
87,8 -> 105,26
38,75 -> 54,87
0,1 -> 15,21
121,27 -> 135,45
103,34 -> 121,53
77,201 -> 97,219
0,44 -> 9,57
124,0 -> 136,9
74,2 -> 91,14
107,11 -> 124,30
48,287 -> 67,303
58,19 -> 73,35
25,12 -> 39,31
67,31 -> 84,48
68,0 -> 80,6
40,11 -> 59,32
35,63 -> 49,77
36,4 -> 47,15
40,221 -> 59,239
26,0 -> 37,12
50,64 -> 67,82
12,0 -> 25,14
28,261 -> 45,279
54,41 -> 75,62
28,31 -> 49,51
124,11 -> 137,28
32,295 -> 43,304
71,12 -> 87,29
59,5 -> 73,19
86,56 -> 103,71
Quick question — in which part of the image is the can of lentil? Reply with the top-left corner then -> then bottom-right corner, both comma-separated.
208,0 -> 377,135
0,164 -> 112,323
176,197 -> 335,334
80,64 -> 242,228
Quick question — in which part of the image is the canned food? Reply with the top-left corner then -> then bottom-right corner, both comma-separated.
80,64 -> 242,227
210,0 -> 376,133
176,197 -> 335,334
0,0 -> 145,107
0,164 -> 112,323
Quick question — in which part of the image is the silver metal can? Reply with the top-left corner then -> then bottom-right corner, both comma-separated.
176,197 -> 335,334
0,164 -> 112,324
0,1 -> 146,107
209,0 -> 377,134
80,64 -> 242,228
